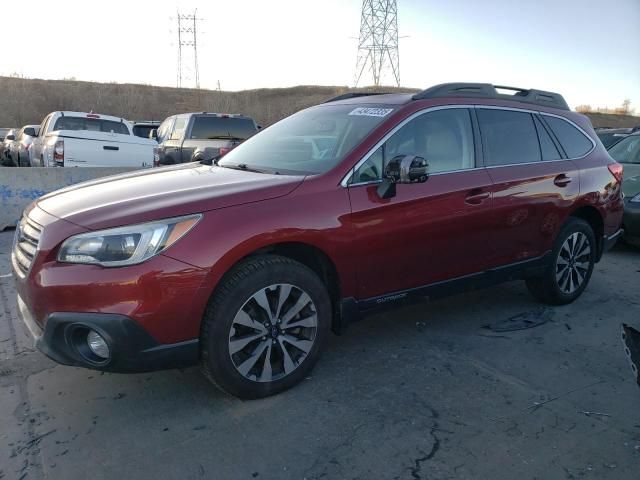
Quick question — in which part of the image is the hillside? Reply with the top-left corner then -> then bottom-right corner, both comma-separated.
0,76 -> 637,130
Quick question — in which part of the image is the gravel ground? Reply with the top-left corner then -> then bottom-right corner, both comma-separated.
1,228 -> 639,480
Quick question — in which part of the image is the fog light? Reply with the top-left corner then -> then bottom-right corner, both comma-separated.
87,330 -> 110,359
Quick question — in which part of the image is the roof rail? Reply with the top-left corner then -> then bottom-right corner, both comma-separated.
412,83 -> 570,111
323,92 -> 392,103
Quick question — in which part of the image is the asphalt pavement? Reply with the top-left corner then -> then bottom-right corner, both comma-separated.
1,228 -> 639,480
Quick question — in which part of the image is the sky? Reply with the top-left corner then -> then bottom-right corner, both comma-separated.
2,0 -> 639,112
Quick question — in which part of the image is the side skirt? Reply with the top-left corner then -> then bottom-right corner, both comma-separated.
337,252 -> 551,332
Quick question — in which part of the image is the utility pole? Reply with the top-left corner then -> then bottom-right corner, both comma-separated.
175,9 -> 201,89
354,0 -> 400,87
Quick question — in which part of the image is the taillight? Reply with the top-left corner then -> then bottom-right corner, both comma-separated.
54,140 -> 64,165
608,163 -> 623,183
219,147 -> 232,157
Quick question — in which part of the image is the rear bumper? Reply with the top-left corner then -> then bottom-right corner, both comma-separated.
17,295 -> 199,373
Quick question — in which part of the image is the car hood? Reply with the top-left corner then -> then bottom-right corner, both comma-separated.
34,163 -> 305,230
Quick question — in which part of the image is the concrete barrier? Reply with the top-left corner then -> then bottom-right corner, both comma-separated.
0,167 -> 140,230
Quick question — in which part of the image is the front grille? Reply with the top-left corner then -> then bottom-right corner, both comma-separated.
12,216 -> 42,276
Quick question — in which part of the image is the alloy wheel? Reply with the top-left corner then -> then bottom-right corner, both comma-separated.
555,232 -> 591,295
228,283 -> 318,382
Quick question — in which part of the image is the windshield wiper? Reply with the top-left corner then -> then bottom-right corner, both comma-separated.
218,162 -> 268,174
207,135 -> 245,141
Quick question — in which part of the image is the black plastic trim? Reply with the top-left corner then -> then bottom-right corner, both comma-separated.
34,312 -> 199,373
352,253 -> 550,314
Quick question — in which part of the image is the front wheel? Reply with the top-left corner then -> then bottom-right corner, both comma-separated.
200,255 -> 331,399
526,217 -> 596,305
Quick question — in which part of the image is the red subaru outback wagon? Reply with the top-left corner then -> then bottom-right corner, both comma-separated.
13,83 -> 624,399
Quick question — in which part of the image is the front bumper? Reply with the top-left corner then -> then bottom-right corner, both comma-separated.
17,294 -> 199,372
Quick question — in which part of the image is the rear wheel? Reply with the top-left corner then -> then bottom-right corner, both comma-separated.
201,255 -> 331,399
526,218 -> 596,305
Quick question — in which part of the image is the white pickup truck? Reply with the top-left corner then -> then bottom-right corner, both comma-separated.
30,111 -> 156,168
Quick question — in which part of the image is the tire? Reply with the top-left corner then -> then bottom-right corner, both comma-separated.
526,217 -> 596,305
201,255 -> 331,399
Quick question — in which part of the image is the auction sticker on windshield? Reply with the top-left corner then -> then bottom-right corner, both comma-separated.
348,107 -> 394,117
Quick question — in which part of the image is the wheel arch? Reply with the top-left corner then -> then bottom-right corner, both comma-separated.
207,241 -> 347,336
569,205 -> 604,260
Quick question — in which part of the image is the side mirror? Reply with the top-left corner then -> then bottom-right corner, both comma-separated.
6,134 -> 15,141
377,155 -> 428,199
23,127 -> 36,137
149,129 -> 158,140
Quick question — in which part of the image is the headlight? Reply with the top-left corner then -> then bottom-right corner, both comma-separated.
631,193 -> 640,203
57,214 -> 201,267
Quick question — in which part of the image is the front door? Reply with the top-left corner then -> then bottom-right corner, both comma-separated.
346,107 -> 495,300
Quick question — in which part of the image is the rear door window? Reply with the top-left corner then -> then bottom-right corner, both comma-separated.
477,109 -> 541,166
190,116 -> 257,140
542,115 -> 593,158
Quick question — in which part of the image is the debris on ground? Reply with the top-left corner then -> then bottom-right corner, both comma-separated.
621,323 -> 640,386
580,411 -> 611,418
483,309 -> 553,333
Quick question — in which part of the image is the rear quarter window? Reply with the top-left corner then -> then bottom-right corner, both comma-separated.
543,116 -> 593,158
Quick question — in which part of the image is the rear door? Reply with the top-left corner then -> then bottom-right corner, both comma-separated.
478,107 -> 580,265
347,106 -> 496,300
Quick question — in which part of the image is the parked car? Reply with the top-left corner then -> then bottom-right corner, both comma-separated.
0,127 -> 15,142
9,125 -> 40,167
1,128 -> 19,165
30,111 -> 156,168
12,83 -> 624,399
154,112 -> 258,166
132,121 -> 160,139
607,132 -> 640,246
597,127 -> 632,149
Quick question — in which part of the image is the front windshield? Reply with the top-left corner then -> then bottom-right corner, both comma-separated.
217,104 -> 396,175
609,135 -> 640,164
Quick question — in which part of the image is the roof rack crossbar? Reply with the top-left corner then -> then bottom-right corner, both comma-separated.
323,92 -> 391,103
412,83 -> 570,110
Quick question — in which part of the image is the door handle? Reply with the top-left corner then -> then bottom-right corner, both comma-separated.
465,189 -> 490,205
554,174 -> 572,187
103,146 -> 119,151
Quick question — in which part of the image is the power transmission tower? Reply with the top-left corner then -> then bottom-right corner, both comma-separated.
354,0 -> 400,87
176,9 -> 201,89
